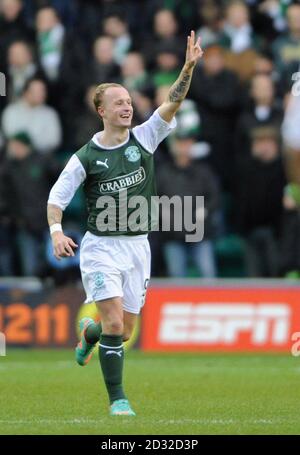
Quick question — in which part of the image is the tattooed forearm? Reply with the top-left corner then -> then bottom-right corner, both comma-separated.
168,66 -> 193,103
47,203 -> 63,226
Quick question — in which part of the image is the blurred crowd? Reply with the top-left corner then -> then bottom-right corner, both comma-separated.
0,0 -> 300,282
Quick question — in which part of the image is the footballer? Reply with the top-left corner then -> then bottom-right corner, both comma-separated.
47,31 -> 203,416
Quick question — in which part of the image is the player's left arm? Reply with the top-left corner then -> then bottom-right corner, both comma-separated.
158,31 -> 203,123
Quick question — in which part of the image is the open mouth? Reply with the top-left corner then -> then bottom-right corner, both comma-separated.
120,114 -> 131,119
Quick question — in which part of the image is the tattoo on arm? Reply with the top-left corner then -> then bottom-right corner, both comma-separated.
168,69 -> 192,103
47,204 -> 63,226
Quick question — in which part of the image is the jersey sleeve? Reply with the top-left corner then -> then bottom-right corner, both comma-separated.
132,109 -> 177,153
47,154 -> 86,211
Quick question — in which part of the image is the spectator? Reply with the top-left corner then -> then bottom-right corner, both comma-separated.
1,132 -> 60,276
253,49 -> 284,95
236,127 -> 286,277
142,9 -> 184,67
220,1 -> 259,52
189,44 -> 240,189
35,6 -> 87,117
102,14 -> 132,65
254,51 -> 275,77
255,0 -> 287,36
142,0 -> 199,34
196,0 -> 223,49
46,0 -> 78,29
2,77 -> 62,153
76,0 -> 135,48
272,4 -> 300,90
89,36 -> 120,85
153,8 -> 179,41
235,73 -> 283,166
219,1 -> 260,81
152,44 -> 181,88
120,52 -> 152,93
0,0 -> 34,67
156,132 -> 220,278
6,40 -> 41,101
35,5 -> 65,82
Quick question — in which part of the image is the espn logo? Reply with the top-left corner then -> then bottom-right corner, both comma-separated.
158,303 -> 290,345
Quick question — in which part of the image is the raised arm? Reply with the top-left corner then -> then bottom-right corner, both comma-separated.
158,31 -> 203,123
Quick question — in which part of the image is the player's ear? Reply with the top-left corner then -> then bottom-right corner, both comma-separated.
97,106 -> 105,118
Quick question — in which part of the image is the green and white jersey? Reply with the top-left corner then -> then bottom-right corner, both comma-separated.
76,132 -> 155,235
48,109 -> 176,236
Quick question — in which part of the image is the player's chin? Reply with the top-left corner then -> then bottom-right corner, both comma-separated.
119,117 -> 132,127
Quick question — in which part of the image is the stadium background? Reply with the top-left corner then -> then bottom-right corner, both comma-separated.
0,0 -> 300,435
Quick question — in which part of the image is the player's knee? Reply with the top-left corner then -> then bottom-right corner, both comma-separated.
105,320 -> 124,335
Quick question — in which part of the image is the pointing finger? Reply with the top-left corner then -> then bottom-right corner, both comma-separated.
191,30 -> 195,45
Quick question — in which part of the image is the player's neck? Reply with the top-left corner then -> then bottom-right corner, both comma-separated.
99,126 -> 129,147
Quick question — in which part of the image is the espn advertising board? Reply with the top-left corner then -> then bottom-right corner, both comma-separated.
141,280 -> 300,353
1,278 -> 300,352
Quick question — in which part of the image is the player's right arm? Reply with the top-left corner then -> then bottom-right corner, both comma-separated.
47,204 -> 78,259
47,154 -> 86,260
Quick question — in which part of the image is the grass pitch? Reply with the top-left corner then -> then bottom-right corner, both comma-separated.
0,349 -> 299,435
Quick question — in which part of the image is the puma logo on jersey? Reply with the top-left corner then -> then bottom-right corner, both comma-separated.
96,159 -> 109,169
105,350 -> 122,357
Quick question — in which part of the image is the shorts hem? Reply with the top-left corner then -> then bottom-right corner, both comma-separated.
122,305 -> 141,315
84,293 -> 123,304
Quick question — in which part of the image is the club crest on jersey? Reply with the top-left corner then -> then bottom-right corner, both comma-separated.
125,146 -> 141,162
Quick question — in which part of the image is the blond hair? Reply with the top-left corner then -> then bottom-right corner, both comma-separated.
93,83 -> 124,111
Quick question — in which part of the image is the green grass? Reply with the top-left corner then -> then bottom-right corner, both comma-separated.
0,349 -> 299,435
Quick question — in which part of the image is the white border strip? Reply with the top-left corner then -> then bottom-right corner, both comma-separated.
99,343 -> 123,349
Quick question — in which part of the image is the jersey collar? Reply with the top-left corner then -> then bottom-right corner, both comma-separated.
92,131 -> 130,150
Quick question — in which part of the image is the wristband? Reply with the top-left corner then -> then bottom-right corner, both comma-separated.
50,223 -> 62,235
